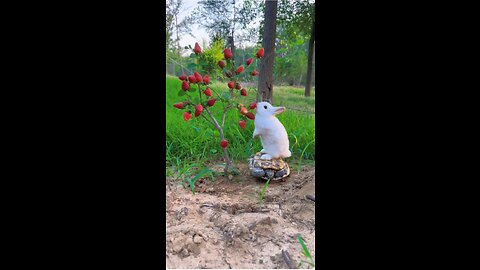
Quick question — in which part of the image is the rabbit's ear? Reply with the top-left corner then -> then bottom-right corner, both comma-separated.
273,107 -> 285,115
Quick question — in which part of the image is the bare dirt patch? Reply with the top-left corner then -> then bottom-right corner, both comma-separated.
166,164 -> 316,269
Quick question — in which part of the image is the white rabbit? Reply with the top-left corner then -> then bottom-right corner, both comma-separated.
253,102 -> 292,159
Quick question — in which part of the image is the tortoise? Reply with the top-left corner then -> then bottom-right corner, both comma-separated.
248,152 -> 290,181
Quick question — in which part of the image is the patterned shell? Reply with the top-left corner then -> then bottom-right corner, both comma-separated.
249,152 -> 290,181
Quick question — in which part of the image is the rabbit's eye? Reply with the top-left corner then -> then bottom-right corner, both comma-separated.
263,105 -> 267,109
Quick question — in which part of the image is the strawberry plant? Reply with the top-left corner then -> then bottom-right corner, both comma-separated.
173,42 -> 264,176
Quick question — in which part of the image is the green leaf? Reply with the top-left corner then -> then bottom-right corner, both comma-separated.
186,168 -> 214,195
178,89 -> 186,96
221,92 -> 230,101
188,86 -> 197,92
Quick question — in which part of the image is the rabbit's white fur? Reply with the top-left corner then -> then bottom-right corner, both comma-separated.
253,102 -> 291,159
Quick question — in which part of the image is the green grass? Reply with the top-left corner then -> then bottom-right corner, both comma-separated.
166,75 -> 315,176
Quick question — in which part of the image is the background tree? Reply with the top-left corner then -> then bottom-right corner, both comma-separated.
275,0 -> 315,95
192,0 -> 235,46
166,0 -> 195,75
192,0 -> 261,55
305,10 -> 315,97
257,0 -> 278,103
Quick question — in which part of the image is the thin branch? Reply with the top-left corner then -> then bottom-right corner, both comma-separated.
204,106 -> 222,131
221,106 -> 229,127
200,113 -> 216,127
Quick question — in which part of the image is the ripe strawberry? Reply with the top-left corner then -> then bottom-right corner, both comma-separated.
251,70 -> 259,76
218,60 -> 226,69
228,81 -> 234,89
220,139 -> 228,149
238,120 -> 246,129
223,48 -> 233,59
194,104 -> 203,117
246,58 -> 253,66
240,107 -> 248,115
203,75 -> 210,84
181,80 -> 190,90
184,111 -> 192,121
194,72 -> 203,83
194,42 -> 202,54
188,75 -> 196,83
173,102 -> 184,109
207,98 -> 216,107
256,48 -> 264,58
249,102 -> 257,110
246,112 -> 255,120
178,74 -> 187,81
235,83 -> 241,90
204,88 -> 212,97
240,89 -> 247,96
235,65 -> 244,74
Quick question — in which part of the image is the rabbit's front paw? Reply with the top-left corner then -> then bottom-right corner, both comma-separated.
260,153 -> 272,160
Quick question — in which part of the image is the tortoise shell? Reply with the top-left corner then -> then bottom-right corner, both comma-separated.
249,152 -> 290,181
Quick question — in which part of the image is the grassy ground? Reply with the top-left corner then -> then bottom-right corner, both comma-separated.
166,75 -> 315,177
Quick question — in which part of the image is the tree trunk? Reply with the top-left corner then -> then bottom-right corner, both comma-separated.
257,0 -> 277,104
305,16 -> 315,97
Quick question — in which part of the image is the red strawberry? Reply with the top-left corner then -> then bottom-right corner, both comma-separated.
178,74 -> 187,81
235,65 -> 244,74
228,81 -> 234,89
218,60 -> 226,69
203,75 -> 210,84
181,80 -> 190,90
207,98 -> 216,107
249,102 -> 257,110
194,72 -> 203,83
220,139 -> 228,149
223,48 -> 233,59
246,58 -> 253,66
235,83 -> 241,90
240,89 -> 247,96
251,70 -> 259,76
188,75 -> 196,83
240,107 -> 248,115
184,112 -> 192,121
246,112 -> 255,120
173,102 -> 184,109
256,48 -> 264,58
194,42 -> 202,54
194,104 -> 203,117
204,88 -> 212,97
238,120 -> 246,129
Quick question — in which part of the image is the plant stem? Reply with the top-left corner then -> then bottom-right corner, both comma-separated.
204,106 -> 232,174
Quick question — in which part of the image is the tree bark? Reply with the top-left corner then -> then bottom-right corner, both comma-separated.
305,15 -> 315,97
257,0 -> 277,104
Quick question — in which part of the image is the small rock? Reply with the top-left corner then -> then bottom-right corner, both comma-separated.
181,248 -> 189,257
193,235 -> 203,244
259,259 -> 263,264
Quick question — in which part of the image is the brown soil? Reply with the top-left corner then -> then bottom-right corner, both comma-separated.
166,163 -> 316,269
